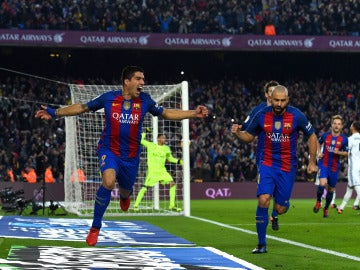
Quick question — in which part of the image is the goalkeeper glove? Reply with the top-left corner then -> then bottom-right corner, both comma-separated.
46,107 -> 56,118
146,127 -> 152,133
177,159 -> 183,165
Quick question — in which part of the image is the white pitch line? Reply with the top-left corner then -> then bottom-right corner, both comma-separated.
190,215 -> 360,262
229,222 -> 360,226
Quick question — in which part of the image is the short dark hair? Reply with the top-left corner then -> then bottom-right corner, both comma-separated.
157,134 -> 165,139
352,121 -> 360,132
121,66 -> 144,85
264,80 -> 279,94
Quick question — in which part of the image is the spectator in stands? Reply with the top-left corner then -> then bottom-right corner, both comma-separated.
1,0 -> 358,36
243,162 -> 258,182
264,19 -> 276,35
22,166 -> 37,183
158,12 -> 173,33
6,167 -> 15,182
70,168 -> 86,182
44,165 -> 56,183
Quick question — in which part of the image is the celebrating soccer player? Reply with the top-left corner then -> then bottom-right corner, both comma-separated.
35,66 -> 209,246
242,80 -> 281,231
231,85 -> 317,254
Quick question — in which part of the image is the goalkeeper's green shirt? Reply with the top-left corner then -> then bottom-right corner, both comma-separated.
141,133 -> 178,175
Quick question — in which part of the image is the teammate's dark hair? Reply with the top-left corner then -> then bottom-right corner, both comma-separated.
264,80 -> 280,94
121,66 -> 144,85
352,121 -> 360,132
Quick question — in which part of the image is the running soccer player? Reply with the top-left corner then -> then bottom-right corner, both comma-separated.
337,121 -> 360,213
35,66 -> 209,246
313,145 -> 337,209
231,85 -> 317,254
134,132 -> 182,211
242,80 -> 281,231
313,115 -> 348,218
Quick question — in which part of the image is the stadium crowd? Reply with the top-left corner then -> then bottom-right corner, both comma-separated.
0,75 -> 358,183
0,0 -> 359,36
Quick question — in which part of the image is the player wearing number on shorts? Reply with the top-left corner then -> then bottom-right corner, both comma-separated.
35,66 -> 209,246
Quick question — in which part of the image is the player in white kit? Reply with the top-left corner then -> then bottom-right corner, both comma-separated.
337,121 -> 360,213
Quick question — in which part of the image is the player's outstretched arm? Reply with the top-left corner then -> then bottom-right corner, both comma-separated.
35,103 -> 89,120
140,132 -> 151,147
162,105 -> 209,120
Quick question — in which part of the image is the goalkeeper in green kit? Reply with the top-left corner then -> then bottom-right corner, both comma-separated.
134,131 -> 183,211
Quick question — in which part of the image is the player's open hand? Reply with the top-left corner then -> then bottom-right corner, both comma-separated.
195,105 -> 209,118
35,105 -> 53,120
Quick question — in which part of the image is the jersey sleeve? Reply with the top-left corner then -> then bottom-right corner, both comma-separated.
296,109 -> 314,137
245,110 -> 262,137
143,93 -> 164,116
87,92 -> 107,112
241,103 -> 266,131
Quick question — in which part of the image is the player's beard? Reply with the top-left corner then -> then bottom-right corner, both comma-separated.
273,106 -> 286,115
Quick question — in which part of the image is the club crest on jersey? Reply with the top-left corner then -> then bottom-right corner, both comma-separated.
275,121 -> 281,130
284,123 -> 292,130
123,101 -> 131,110
133,103 -> 140,110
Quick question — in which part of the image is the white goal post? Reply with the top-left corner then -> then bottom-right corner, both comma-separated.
64,82 -> 190,217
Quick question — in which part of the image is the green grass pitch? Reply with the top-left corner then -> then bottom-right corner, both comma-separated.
1,199 -> 359,269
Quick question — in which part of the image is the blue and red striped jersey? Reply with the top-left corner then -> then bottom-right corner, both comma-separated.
246,105 -> 314,172
87,90 -> 164,159
318,132 -> 348,172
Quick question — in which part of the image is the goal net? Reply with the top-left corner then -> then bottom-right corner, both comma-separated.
64,82 -> 190,217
